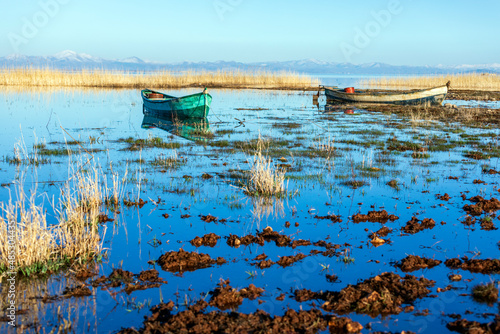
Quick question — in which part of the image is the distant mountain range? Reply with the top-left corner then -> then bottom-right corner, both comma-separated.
1,50 -> 499,75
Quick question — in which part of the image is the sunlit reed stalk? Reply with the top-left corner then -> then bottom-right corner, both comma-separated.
0,67 -> 319,89
244,146 -> 287,198
0,156 -> 125,275
362,73 -> 500,90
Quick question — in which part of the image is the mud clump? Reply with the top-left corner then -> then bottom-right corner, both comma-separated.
250,253 -> 275,269
226,226 -> 291,248
137,269 -> 163,283
190,233 -> 221,247
436,193 -> 451,201
91,268 -> 166,294
276,253 -> 307,267
463,196 -> 500,216
444,257 -> 500,274
401,216 -> 436,234
123,198 -> 147,208
208,279 -> 264,310
314,214 -> 342,223
74,268 -> 97,281
63,285 -> 92,298
92,268 -> 134,288
294,289 -> 320,302
326,274 -> 339,283
157,249 -> 226,273
291,239 -> 312,248
352,210 -> 398,223
447,315 -> 500,333
483,168 -> 499,174
200,214 -> 217,223
396,255 -> 442,272
480,217 -> 497,231
324,272 -> 434,316
370,226 -> 393,238
119,302 -> 364,334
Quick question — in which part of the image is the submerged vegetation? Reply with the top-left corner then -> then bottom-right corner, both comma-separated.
0,68 -> 318,89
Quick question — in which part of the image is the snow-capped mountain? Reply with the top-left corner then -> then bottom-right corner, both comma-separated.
0,50 -> 498,75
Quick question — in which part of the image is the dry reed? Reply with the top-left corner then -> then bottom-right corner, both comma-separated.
362,73 -> 500,91
0,157 -> 123,275
244,151 -> 287,198
0,67 -> 318,89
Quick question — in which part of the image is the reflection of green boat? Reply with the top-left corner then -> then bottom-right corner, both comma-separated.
141,88 -> 212,118
141,114 -> 211,142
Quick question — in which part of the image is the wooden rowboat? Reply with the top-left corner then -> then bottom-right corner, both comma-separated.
142,88 -> 212,118
324,82 -> 450,106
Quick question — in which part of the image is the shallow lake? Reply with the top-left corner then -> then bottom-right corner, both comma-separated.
0,88 -> 499,333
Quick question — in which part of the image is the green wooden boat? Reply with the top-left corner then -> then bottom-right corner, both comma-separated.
141,88 -> 212,118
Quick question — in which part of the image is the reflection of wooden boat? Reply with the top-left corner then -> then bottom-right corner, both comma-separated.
141,114 -> 210,142
324,82 -> 449,106
141,88 -> 212,118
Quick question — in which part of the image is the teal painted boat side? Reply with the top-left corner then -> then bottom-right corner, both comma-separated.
141,89 -> 212,118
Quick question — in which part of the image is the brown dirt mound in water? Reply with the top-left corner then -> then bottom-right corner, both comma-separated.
396,255 -> 442,272
293,273 -> 434,317
463,196 -> 500,216
436,193 -> 451,201
291,239 -> 312,248
91,269 -> 166,294
447,315 -> 500,333
250,253 -> 275,269
208,279 -> 264,310
118,303 -> 364,334
401,217 -> 436,234
314,214 -> 343,223
63,285 -> 92,298
226,226 -> 291,248
444,257 -> 500,274
480,218 -> 498,231
352,210 -> 399,223
276,253 -> 307,267
483,168 -> 499,174
200,214 -> 217,222
326,272 -> 434,316
190,233 -> 221,247
157,249 -> 226,273
369,226 -> 393,238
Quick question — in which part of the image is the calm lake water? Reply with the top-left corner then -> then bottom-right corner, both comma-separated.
0,88 -> 499,333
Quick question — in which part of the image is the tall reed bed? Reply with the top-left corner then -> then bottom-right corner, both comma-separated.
362,73 -> 500,90
0,68 -> 318,89
0,159 -> 125,276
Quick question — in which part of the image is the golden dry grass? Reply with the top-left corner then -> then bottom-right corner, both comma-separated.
243,137 -> 288,198
362,73 -> 500,91
0,67 -> 318,89
0,157 -> 123,275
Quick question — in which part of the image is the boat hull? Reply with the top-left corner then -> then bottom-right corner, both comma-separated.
142,89 -> 212,118
324,84 -> 448,106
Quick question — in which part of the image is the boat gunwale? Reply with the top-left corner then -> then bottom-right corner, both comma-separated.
141,88 -> 212,103
323,84 -> 448,98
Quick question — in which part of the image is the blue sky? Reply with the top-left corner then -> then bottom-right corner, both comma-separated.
1,0 -> 499,65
